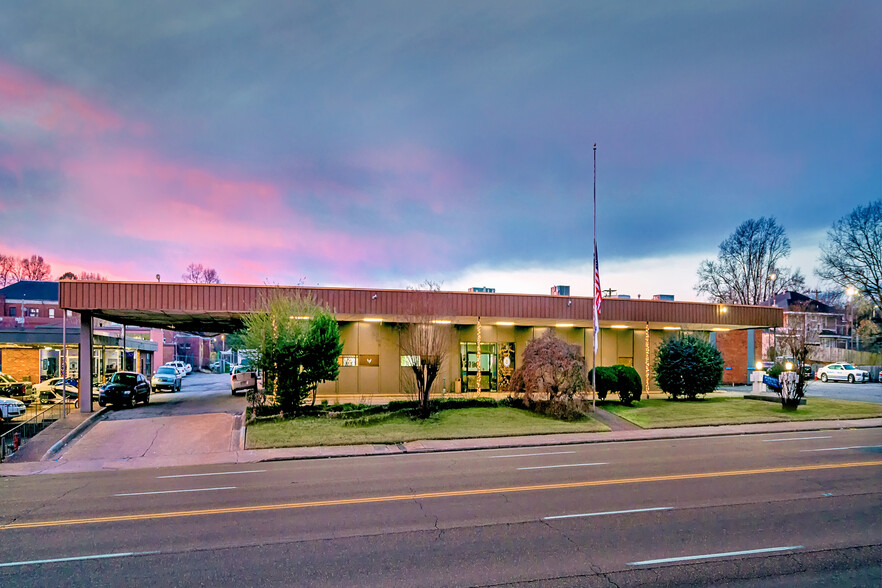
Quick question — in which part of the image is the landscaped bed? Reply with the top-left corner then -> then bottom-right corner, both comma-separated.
603,397 -> 882,428
245,406 -> 609,449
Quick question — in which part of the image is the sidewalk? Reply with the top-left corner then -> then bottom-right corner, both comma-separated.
3,413 -> 880,476
2,407 -> 107,464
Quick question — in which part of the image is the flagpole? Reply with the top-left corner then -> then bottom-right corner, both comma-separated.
592,143 -> 597,411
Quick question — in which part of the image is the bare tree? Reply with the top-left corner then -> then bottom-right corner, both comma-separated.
816,200 -> 881,309
12,255 -> 52,281
398,281 -> 451,418
0,254 -> 18,287
79,272 -> 107,281
696,217 -> 805,304
775,302 -> 820,410
182,263 -> 222,284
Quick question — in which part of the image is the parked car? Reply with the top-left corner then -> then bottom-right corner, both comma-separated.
801,365 -> 814,380
165,361 -> 188,377
0,373 -> 36,405
231,365 -> 258,395
98,372 -> 151,408
0,396 -> 27,421
32,377 -> 79,401
151,365 -> 182,392
816,363 -> 870,383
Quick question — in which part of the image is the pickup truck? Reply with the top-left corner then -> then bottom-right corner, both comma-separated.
230,365 -> 258,395
0,373 -> 36,405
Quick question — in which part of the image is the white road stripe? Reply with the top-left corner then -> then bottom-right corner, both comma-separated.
544,507 -> 672,520
488,451 -> 577,459
801,445 -> 882,452
518,462 -> 607,470
114,486 -> 236,497
762,436 -> 832,442
0,551 -> 161,568
156,470 -> 266,479
628,545 -> 803,566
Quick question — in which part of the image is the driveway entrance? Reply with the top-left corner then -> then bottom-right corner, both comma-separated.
57,373 -> 246,466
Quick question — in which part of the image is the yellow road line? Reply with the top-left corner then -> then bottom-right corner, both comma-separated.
3,460 -> 880,531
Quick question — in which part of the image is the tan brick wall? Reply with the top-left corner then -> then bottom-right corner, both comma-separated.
1,348 -> 41,384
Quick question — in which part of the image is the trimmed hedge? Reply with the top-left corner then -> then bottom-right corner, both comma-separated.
588,365 -> 643,405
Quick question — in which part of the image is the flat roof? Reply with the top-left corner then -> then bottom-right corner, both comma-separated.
59,280 -> 783,334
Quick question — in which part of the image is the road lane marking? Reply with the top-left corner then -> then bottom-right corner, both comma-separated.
488,451 -> 576,459
518,462 -> 607,470
0,551 -> 161,568
3,460 -> 880,531
544,506 -> 672,520
762,436 -> 832,442
801,445 -> 882,452
114,487 -> 236,497
156,470 -> 266,479
627,545 -> 804,565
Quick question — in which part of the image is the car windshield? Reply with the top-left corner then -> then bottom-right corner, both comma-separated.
108,373 -> 138,385
842,364 -> 855,370
157,367 -> 176,375
0,374 -> 14,383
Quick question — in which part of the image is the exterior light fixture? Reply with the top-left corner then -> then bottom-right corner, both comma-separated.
363,317 -> 383,323
712,328 -> 730,332
720,307 -> 728,313
431,320 -> 451,324
785,362 -> 793,371
663,326 -> 681,331
555,323 -> 574,328
756,361 -> 764,371
294,316 -> 310,320
611,325 -> 628,329
496,321 -> 515,326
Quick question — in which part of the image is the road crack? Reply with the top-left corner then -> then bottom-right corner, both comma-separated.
540,518 -> 620,588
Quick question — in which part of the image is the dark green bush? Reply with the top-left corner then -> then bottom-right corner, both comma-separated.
653,335 -> 724,400
612,365 -> 642,405
767,363 -> 784,379
588,365 -> 642,405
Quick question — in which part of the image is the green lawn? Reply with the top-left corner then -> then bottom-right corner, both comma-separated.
604,397 -> 882,428
245,406 -> 609,449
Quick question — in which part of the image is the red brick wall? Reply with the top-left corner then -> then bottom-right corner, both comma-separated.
1,348 -> 41,384
715,330 -> 761,385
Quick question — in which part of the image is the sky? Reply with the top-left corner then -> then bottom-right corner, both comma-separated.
0,1 -> 879,301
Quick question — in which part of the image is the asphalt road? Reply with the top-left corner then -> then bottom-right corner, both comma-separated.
1,426 -> 880,586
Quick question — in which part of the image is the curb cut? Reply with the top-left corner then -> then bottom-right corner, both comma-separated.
42,408 -> 110,461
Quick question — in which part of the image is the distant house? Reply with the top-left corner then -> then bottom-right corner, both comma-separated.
764,291 -> 850,350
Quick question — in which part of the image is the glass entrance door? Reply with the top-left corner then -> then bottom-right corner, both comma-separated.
460,343 -> 497,392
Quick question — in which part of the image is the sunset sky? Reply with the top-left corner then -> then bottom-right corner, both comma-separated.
1,2 -> 879,301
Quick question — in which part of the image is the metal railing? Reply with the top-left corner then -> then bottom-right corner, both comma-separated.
0,401 -> 72,462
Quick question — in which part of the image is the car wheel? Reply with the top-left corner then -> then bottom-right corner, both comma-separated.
820,373 -> 827,382
143,394 -> 150,404
848,374 -> 854,384
98,401 -> 106,407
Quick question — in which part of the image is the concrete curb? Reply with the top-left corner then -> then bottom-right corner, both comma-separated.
247,418 -> 882,464
42,407 -> 110,461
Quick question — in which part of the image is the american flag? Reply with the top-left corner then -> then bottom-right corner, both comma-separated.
594,240 -> 602,316
594,240 -> 601,352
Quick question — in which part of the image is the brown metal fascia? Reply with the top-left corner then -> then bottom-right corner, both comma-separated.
58,281 -> 783,329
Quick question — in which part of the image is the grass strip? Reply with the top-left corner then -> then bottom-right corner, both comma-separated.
603,397 -> 882,429
245,406 -> 608,449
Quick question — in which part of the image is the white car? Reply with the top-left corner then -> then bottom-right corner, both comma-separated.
817,363 -> 870,383
164,361 -> 188,377
0,396 -> 27,421
34,378 -> 80,402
